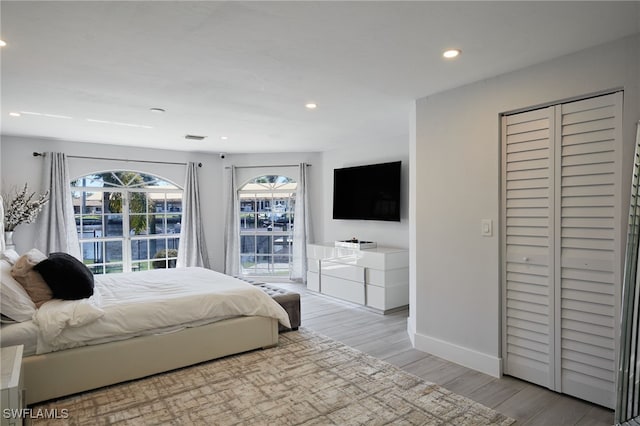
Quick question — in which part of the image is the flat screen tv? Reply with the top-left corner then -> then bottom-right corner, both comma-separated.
333,161 -> 401,222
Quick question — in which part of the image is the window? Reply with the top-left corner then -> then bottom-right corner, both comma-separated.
71,171 -> 182,274
238,175 -> 297,277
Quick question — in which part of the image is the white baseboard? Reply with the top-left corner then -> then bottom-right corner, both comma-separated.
412,331 -> 502,378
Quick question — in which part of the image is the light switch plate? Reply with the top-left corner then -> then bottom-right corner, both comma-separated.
481,219 -> 493,237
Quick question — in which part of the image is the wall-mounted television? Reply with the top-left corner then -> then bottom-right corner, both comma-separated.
333,161 -> 401,222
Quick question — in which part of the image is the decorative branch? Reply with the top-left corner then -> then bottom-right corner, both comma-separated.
2,184 -> 50,232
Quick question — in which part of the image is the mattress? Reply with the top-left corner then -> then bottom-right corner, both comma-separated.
2,267 -> 290,355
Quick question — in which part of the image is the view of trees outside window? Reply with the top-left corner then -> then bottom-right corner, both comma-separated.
238,175 -> 297,277
71,171 -> 182,274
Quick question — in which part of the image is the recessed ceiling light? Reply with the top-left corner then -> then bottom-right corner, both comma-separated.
149,108 -> 166,113
443,49 -> 461,59
21,111 -> 72,119
185,134 -> 207,141
221,136 -> 228,141
9,112 -> 21,117
87,118 -> 152,129
0,40 -> 6,47
305,103 -> 317,110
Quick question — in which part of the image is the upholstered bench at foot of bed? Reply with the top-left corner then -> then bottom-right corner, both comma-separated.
253,283 -> 300,332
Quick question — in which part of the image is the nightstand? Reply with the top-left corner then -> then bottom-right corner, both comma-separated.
1,345 -> 24,426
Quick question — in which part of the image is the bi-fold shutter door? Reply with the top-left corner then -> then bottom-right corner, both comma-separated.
503,106 -> 555,389
502,92 -> 622,408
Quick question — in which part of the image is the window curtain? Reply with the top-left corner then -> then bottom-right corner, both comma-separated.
616,122 -> 640,425
223,166 -> 240,275
0,195 -> 5,251
290,163 -> 311,282
35,152 -> 81,259
177,162 -> 210,268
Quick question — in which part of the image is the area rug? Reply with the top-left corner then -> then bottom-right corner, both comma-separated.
33,328 -> 515,425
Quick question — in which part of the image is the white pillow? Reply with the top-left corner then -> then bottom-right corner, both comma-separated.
1,259 -> 37,321
0,249 -> 20,265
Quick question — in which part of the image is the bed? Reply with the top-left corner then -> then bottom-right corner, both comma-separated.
0,259 -> 290,404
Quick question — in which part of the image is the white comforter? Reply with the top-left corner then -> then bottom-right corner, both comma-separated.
32,267 -> 290,354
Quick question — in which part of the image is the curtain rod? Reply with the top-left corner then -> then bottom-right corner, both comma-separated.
33,152 -> 202,167
224,164 -> 311,169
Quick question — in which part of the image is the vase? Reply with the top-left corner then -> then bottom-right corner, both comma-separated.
4,231 -> 15,250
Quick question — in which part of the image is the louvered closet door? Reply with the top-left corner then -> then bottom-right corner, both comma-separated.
502,106 -> 556,389
502,92 -> 622,409
556,92 -> 622,408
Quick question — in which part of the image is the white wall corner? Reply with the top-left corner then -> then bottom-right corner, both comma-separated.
407,316 -> 416,346
414,331 -> 502,378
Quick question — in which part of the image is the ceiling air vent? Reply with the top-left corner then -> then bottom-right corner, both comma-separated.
185,134 -> 207,141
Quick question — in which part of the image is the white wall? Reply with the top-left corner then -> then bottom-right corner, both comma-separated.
411,34 -> 640,376
0,136 -> 226,270
321,140 -> 410,249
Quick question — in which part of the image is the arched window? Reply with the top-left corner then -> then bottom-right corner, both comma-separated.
71,171 -> 182,274
238,175 -> 297,277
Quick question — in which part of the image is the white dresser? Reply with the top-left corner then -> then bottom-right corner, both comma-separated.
306,243 -> 409,313
1,345 -> 24,426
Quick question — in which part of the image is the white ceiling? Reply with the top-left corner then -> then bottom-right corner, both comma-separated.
1,1 -> 638,154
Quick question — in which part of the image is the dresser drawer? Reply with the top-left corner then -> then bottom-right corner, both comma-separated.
366,267 -> 409,287
321,275 -> 365,304
306,271 -> 320,292
366,283 -> 409,311
321,260 -> 364,283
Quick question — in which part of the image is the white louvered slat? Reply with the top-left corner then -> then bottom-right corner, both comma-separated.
562,307 -> 614,328
561,288 -> 614,306
562,129 -> 615,146
562,140 -> 614,156
561,318 -> 614,340
562,184 -> 614,197
506,135 -> 549,151
561,150 -> 615,167
561,227 -> 614,239
562,279 -> 614,296
506,197 -> 550,208
507,309 -> 550,327
508,226 -> 549,237
507,217 -> 549,227
508,280 -> 549,296
506,177 -> 549,190
562,339 -> 615,361
562,217 -> 615,229
561,195 -> 614,207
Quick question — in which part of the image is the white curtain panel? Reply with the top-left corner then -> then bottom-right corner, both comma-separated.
0,195 -> 5,251
177,162 -> 210,268
290,163 -> 311,282
35,152 -> 81,258
223,166 -> 240,276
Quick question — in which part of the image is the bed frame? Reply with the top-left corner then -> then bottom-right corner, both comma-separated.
22,316 -> 278,404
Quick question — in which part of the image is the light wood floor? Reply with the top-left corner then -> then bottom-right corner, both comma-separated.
271,281 -> 614,426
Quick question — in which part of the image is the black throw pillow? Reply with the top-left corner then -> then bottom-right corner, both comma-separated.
34,252 -> 94,300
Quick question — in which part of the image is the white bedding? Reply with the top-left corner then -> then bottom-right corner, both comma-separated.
29,267 -> 290,354
1,320 -> 39,356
